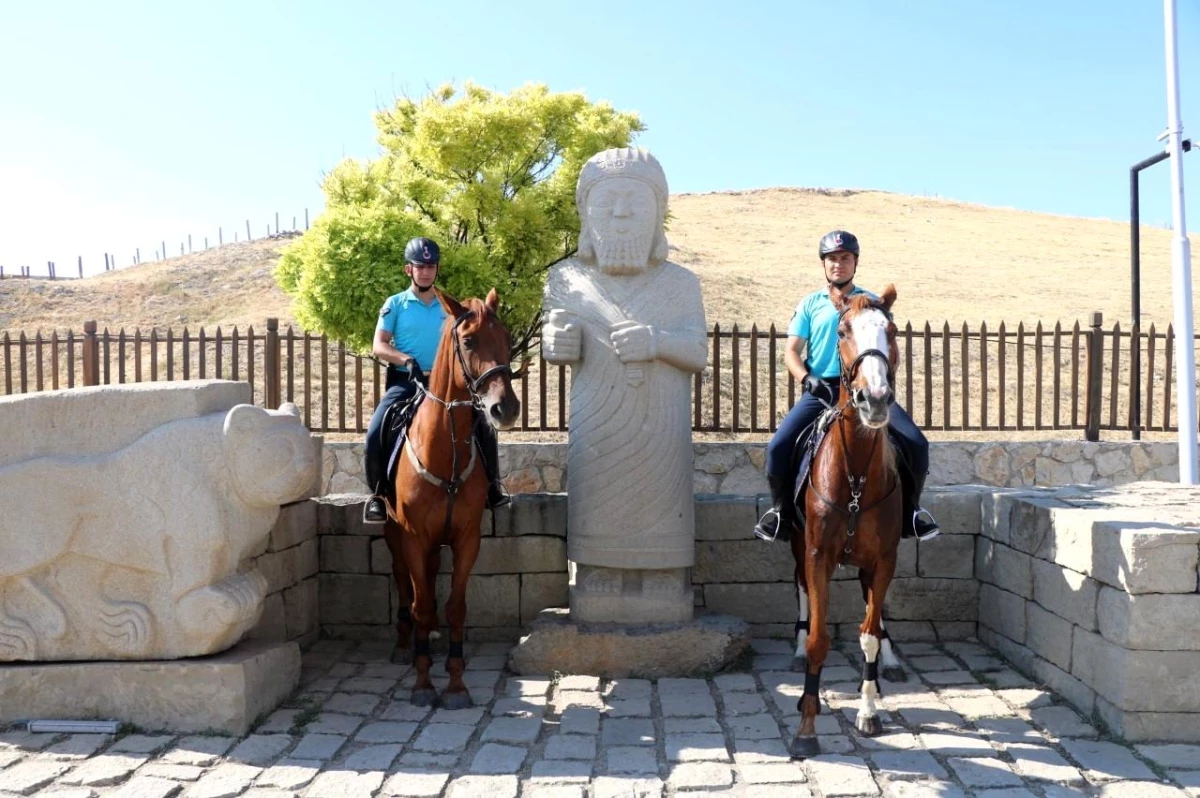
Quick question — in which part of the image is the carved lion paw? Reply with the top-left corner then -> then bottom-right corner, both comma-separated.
0,615 -> 36,660
178,570 -> 267,635
98,600 -> 152,654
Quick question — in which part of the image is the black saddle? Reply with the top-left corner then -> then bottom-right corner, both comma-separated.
381,390 -> 425,500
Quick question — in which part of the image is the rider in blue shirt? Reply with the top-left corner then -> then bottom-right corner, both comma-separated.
362,237 -> 509,523
753,230 -> 939,543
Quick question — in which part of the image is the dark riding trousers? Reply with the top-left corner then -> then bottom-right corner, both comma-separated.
766,381 -> 929,490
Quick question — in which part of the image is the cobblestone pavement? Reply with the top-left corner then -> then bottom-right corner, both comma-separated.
3,637 -> 1198,797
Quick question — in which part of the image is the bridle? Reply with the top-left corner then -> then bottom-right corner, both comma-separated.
404,310 -> 512,532
450,311 -> 513,400
837,306 -> 897,412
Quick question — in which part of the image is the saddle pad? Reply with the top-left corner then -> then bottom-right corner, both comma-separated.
383,393 -> 425,496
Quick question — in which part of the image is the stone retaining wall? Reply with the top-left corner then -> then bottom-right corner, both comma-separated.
307,481 -> 1200,742
974,482 -> 1200,742
247,499 -> 321,648
311,489 -> 982,643
321,440 -> 1179,497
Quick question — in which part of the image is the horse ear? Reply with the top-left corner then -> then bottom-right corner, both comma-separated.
485,288 -> 499,312
879,284 -> 897,313
435,288 -> 464,318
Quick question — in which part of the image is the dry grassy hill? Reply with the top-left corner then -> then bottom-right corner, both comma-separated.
3,188 -> 1197,335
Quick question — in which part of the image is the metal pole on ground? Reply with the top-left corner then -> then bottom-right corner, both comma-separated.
1163,0 -> 1198,482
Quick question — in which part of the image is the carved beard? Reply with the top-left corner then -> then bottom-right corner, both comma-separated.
594,231 -> 653,275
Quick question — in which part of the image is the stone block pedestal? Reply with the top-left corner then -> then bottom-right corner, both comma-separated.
508,608 -> 750,679
0,640 -> 300,736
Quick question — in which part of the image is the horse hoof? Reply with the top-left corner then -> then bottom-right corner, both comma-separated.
789,734 -> 820,760
882,665 -> 907,683
439,691 -> 473,710
391,646 -> 413,665
856,714 -> 883,737
410,688 -> 437,707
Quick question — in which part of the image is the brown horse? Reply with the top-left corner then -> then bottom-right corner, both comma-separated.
384,287 -> 520,709
789,284 -> 904,759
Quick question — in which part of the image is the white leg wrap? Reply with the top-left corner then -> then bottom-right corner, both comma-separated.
858,633 -> 880,723
880,622 -> 901,671
795,588 -> 808,660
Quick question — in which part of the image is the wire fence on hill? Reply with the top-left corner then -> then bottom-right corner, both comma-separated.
0,210 -> 311,281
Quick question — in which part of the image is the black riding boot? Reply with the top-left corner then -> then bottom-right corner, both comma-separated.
474,413 -> 510,509
904,470 -> 940,541
754,476 -> 795,543
363,447 -> 387,524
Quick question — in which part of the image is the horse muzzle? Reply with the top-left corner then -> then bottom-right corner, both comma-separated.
851,387 -> 894,428
482,393 -> 521,431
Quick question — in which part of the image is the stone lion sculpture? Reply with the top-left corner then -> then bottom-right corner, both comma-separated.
0,400 -> 318,662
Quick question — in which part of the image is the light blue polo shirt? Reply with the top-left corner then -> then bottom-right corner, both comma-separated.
376,288 -> 446,373
787,286 -> 876,379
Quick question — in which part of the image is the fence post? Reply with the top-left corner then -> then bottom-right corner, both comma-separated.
265,318 -> 281,409
82,320 -> 100,387
1084,311 -> 1104,441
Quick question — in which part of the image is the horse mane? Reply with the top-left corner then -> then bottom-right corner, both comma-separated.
845,293 -> 877,314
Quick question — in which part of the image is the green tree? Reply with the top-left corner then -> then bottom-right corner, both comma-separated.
275,81 -> 644,363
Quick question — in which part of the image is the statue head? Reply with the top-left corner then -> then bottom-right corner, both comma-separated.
576,147 -> 670,274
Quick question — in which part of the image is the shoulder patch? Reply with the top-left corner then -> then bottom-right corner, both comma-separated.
380,305 -> 392,317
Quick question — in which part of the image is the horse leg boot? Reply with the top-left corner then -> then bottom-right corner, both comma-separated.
792,575 -> 809,669
790,563 -> 831,760
857,570 -> 905,682
856,631 -> 884,736
474,412 -> 510,509
401,537 -> 438,706
440,542 -> 480,710
387,538 -> 414,664
879,622 -> 906,682
857,565 -> 897,736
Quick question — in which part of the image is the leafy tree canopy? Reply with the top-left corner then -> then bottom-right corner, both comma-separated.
275,81 -> 644,362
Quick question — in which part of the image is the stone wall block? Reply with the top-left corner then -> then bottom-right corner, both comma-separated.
694,495 -> 758,541
1031,558 -> 1098,631
270,499 -> 318,552
320,574 -> 391,625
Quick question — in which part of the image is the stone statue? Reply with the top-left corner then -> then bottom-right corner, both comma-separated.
542,147 -> 708,623
0,385 -> 318,662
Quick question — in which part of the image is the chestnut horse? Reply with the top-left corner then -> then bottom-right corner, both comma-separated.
384,288 -> 519,709
789,285 -> 904,759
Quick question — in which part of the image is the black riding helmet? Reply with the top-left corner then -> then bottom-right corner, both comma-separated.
404,237 -> 441,265
818,230 -> 860,259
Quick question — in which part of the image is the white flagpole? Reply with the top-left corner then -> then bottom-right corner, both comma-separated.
1163,0 -> 1199,483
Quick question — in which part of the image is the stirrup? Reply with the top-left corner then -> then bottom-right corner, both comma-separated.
363,496 -> 387,525
913,508 -> 940,541
754,508 -> 789,542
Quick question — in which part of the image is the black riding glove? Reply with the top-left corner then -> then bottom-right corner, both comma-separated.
802,374 -> 823,395
408,360 -> 425,385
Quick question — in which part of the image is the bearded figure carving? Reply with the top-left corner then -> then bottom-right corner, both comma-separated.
542,148 -> 708,624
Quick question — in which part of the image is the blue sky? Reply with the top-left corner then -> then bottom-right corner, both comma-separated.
1,0 -> 1198,276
